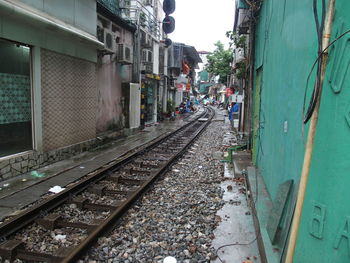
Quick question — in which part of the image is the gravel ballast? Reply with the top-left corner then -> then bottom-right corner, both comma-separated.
83,120 -> 227,263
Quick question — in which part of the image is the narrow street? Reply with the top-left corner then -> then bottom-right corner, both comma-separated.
0,108 -> 260,263
1,0 -> 349,262
83,108 -> 260,263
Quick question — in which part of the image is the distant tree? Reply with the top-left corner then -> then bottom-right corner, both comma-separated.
205,41 -> 233,85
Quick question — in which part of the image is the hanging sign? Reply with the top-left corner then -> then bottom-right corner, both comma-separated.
226,88 -> 234,97
176,83 -> 183,91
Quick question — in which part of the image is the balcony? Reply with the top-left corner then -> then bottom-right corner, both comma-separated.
97,0 -> 121,15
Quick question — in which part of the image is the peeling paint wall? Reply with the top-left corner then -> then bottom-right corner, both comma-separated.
252,0 -> 350,262
96,27 -> 133,134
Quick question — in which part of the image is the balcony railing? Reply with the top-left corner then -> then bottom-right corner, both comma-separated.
97,0 -> 120,15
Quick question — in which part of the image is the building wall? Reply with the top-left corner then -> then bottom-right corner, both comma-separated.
0,0 -> 100,180
41,49 -> 97,151
18,0 -> 96,36
0,1 -> 98,62
252,0 -> 350,262
153,42 -> 160,75
295,1 -> 350,262
96,27 -> 133,133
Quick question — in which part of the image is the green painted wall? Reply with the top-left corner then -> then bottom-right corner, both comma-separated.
295,1 -> 350,261
250,0 -> 350,261
199,83 -> 212,94
252,67 -> 262,165
236,0 -> 249,9
253,0 -> 316,205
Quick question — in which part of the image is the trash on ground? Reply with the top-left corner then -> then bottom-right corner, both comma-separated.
31,171 -> 45,178
48,185 -> 65,194
163,256 -> 177,263
54,234 -> 66,241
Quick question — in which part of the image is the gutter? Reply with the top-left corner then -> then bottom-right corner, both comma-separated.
0,0 -> 104,48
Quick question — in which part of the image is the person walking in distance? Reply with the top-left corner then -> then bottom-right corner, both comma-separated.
228,102 -> 235,129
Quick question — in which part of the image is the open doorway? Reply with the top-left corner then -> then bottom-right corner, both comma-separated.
0,39 -> 33,158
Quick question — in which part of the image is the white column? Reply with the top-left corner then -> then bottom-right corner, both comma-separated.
32,46 -> 43,151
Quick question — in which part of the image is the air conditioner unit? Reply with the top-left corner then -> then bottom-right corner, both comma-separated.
142,49 -> 153,64
104,29 -> 116,53
235,48 -> 245,63
144,0 -> 153,6
118,44 -> 133,64
141,63 -> 153,73
141,31 -> 152,48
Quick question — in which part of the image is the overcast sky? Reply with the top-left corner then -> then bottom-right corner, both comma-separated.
169,0 -> 235,52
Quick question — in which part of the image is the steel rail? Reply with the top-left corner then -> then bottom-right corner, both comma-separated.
0,108 -> 207,240
63,107 -> 214,262
0,107 -> 214,262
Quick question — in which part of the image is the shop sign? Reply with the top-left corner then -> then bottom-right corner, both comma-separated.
226,88 -> 234,97
177,83 -> 183,91
146,73 -> 161,80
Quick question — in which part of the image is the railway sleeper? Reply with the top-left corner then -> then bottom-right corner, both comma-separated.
104,176 -> 146,185
133,161 -> 160,169
89,184 -> 133,196
142,156 -> 169,162
149,150 -> 174,155
118,177 -> 146,185
0,239 -> 70,263
70,197 -> 119,211
36,214 -> 101,233
157,146 -> 182,151
128,168 -> 154,175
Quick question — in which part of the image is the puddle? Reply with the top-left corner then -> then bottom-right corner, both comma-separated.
211,163 -> 260,263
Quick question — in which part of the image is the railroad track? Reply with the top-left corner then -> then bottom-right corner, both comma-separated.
0,107 -> 214,263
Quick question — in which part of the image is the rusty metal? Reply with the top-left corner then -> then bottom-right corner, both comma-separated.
118,177 -> 145,184
37,214 -> 98,232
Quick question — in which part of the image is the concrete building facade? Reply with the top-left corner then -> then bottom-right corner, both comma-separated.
0,0 -> 102,179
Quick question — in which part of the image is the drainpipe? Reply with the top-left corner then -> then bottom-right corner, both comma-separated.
163,48 -> 169,113
0,0 -> 104,48
285,0 -> 336,261
245,5 -> 256,147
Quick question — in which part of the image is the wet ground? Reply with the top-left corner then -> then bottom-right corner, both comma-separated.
0,107 -> 261,263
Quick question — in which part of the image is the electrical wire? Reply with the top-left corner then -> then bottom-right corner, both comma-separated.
303,28 -> 350,124
303,0 -> 326,124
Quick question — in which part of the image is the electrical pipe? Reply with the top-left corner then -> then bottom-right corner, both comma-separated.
285,0 -> 336,262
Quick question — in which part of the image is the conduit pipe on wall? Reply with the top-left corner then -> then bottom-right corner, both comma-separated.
0,0 -> 104,48
285,0 -> 336,262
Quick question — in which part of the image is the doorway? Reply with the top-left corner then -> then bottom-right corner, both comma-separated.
0,39 -> 33,157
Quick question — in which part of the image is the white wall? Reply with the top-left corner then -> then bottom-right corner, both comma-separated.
153,42 -> 160,74
19,0 -> 97,35
129,83 -> 141,129
175,90 -> 183,106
